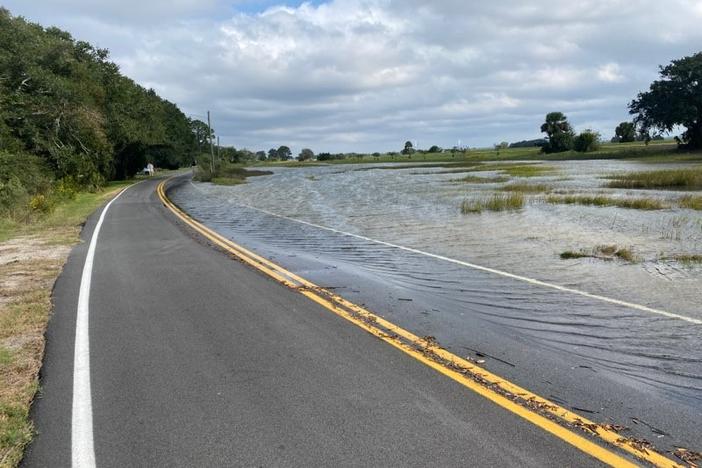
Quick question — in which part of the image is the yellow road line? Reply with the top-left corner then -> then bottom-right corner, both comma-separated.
157,179 -> 682,468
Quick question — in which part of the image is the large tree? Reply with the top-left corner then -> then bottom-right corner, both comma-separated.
629,52 -> 702,149
540,112 -> 574,153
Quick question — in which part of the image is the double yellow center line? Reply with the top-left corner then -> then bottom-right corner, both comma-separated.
157,178 -> 682,468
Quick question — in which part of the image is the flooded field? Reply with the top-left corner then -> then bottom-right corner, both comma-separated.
169,159 -> 702,449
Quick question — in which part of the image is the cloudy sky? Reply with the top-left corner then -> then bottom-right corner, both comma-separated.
4,0 -> 702,153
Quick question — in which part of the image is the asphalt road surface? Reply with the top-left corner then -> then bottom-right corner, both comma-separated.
23,178 -> 622,466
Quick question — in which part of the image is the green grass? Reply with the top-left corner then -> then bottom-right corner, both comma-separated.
605,166 -> 702,189
461,193 -> 525,214
0,181 -> 133,243
679,195 -> 702,210
196,163 -> 273,185
560,245 -> 637,262
500,183 -> 551,193
502,165 -> 555,177
546,194 -> 666,210
454,175 -> 510,184
252,140 -> 688,166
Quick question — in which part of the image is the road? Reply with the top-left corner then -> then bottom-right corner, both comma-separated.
23,177 -> 643,466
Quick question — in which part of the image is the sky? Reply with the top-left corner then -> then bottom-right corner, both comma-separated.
3,0 -> 702,153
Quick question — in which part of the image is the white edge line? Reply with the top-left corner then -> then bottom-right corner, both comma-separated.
72,186 -> 129,468
218,199 -> 700,326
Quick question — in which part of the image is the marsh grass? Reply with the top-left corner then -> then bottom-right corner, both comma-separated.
500,183 -> 551,193
461,193 -> 525,214
196,164 -> 272,185
455,175 -> 510,184
560,245 -> 637,262
546,194 -> 666,210
679,195 -> 702,210
605,167 -> 702,189
665,254 -> 702,265
503,165 -> 555,177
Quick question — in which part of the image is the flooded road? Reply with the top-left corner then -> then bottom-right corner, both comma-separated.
168,159 -> 702,451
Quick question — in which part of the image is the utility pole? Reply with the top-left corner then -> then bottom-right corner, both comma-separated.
207,111 -> 215,174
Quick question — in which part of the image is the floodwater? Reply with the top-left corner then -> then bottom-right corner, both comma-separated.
169,159 -> 702,449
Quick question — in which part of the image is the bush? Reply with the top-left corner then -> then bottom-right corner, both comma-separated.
574,130 -> 601,152
29,194 -> 54,213
543,132 -> 574,153
0,151 -> 53,219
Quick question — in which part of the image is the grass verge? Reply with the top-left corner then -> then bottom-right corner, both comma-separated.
0,180 -> 131,466
546,194 -> 666,210
461,193 -> 525,214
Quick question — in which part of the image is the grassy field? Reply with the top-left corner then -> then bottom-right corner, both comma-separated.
0,180 -> 133,467
253,141 -> 702,167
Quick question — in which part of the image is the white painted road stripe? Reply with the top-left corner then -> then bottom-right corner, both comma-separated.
72,188 -> 129,468
217,197 -> 700,326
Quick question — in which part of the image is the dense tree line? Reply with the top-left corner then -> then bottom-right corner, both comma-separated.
0,8 -> 196,217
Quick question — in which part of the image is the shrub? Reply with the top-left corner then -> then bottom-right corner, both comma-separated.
574,130 -> 601,152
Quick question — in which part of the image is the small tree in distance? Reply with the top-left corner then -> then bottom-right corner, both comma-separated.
402,140 -> 415,155
298,148 -> 314,161
277,145 -> 292,160
614,122 -> 636,143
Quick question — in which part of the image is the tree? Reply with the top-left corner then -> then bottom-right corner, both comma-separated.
277,145 -> 292,160
540,112 -> 574,153
255,151 -> 266,161
630,52 -> 702,149
573,130 -> 601,152
267,148 -> 278,160
614,122 -> 636,143
0,8 -> 196,184
190,119 -> 212,152
298,148 -> 314,161
428,145 -> 442,153
401,140 -> 414,155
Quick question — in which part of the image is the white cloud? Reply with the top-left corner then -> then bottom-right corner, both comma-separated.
597,63 -> 625,83
3,0 -> 702,151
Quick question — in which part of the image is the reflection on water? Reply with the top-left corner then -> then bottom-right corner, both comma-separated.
169,160 -> 702,446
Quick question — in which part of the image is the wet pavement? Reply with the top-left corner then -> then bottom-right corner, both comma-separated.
168,161 -> 702,452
